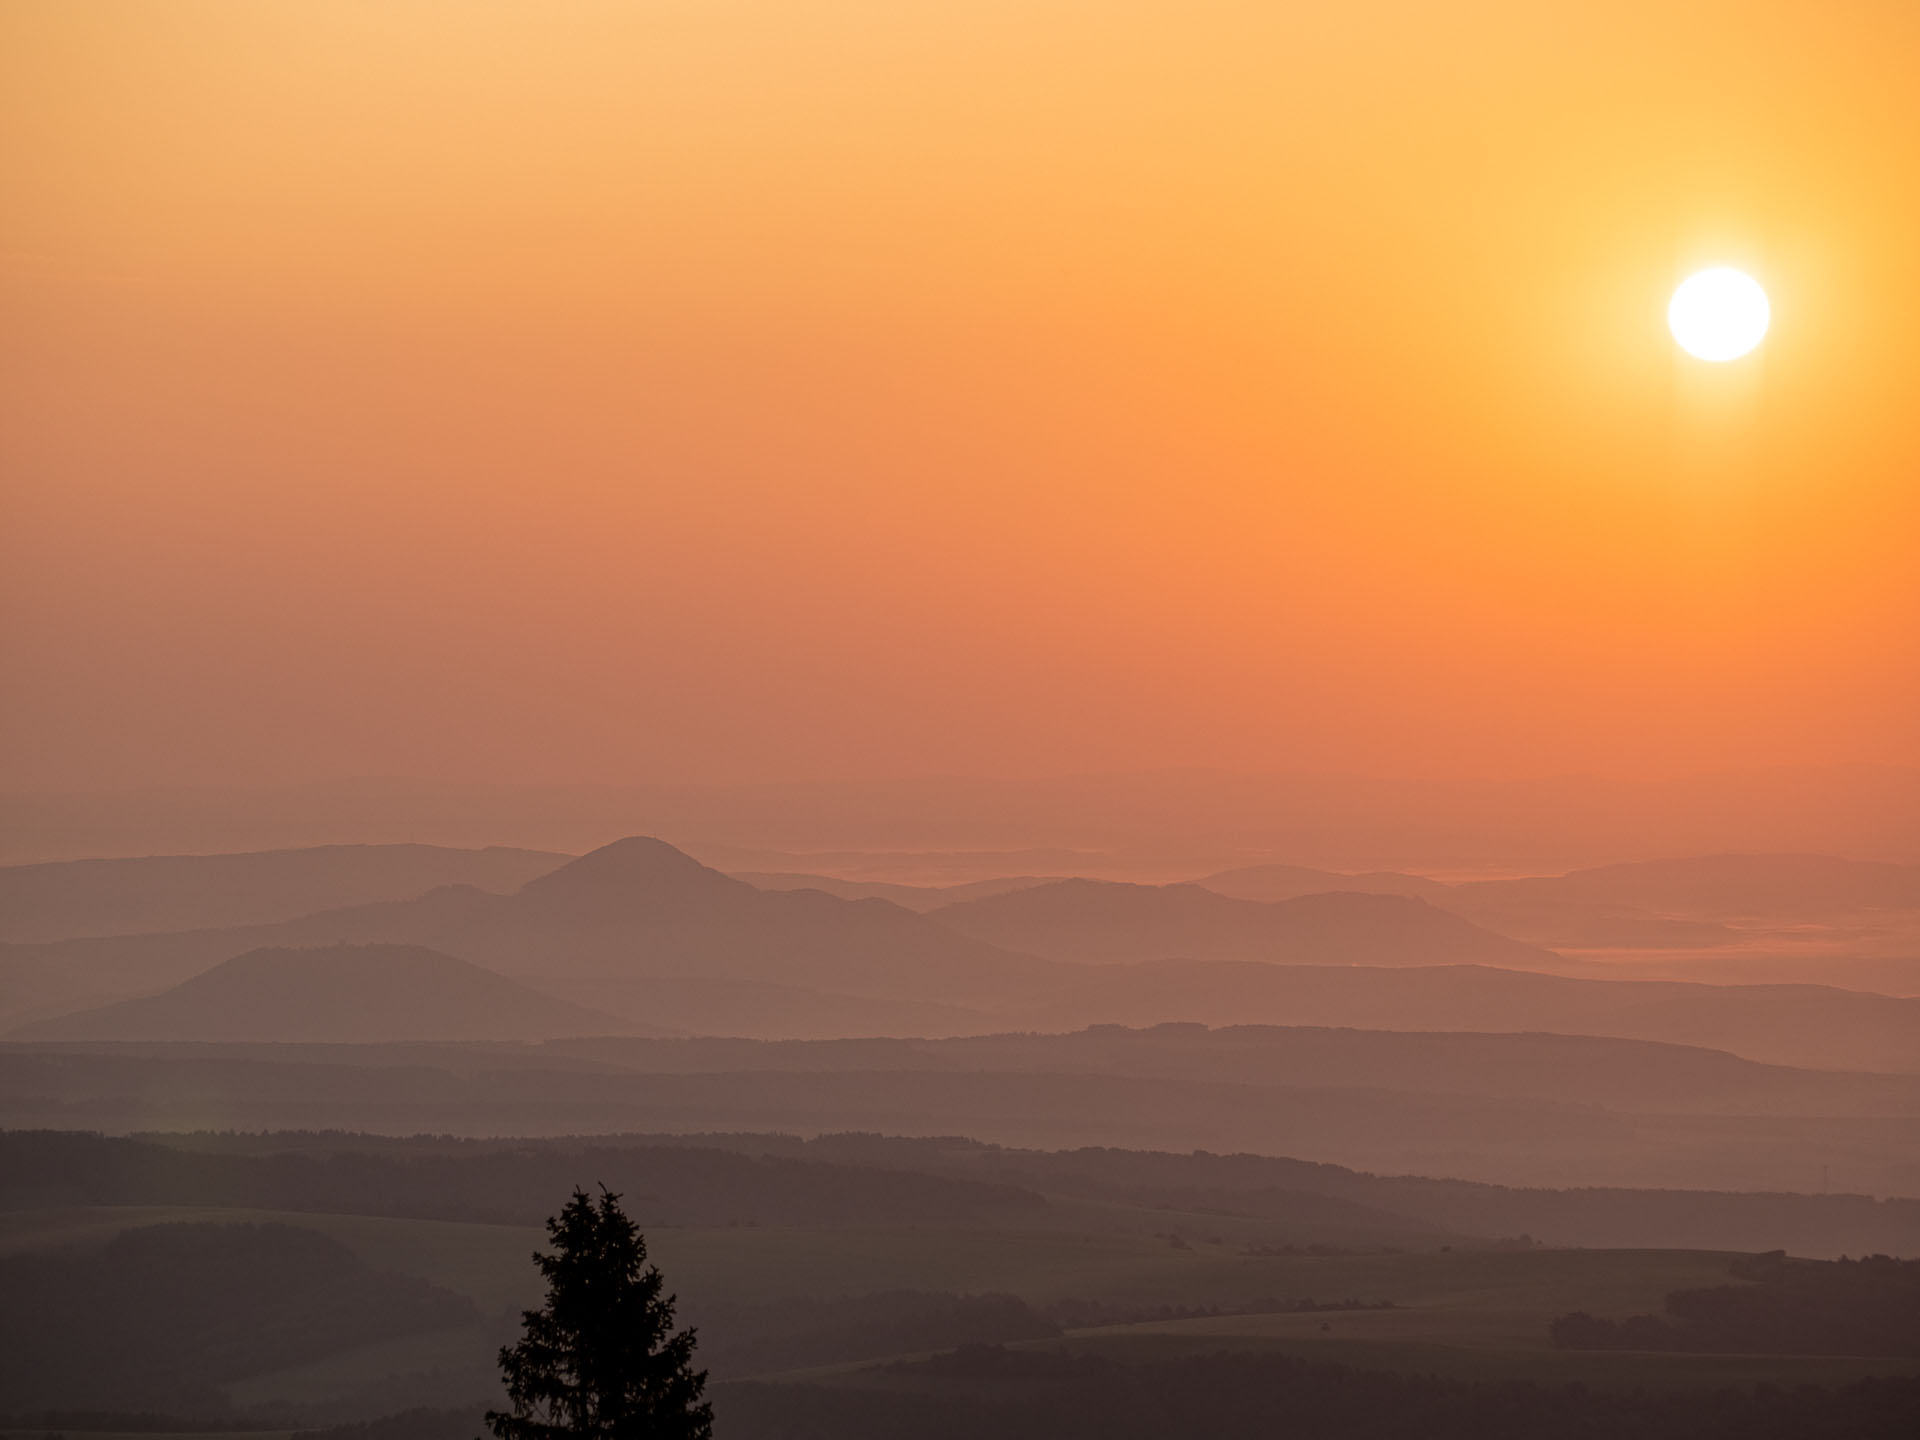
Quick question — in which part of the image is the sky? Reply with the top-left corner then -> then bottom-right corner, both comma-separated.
3,1 -> 1918,791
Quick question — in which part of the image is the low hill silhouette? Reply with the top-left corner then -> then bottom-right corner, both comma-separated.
0,843 -> 569,944
13,944 -> 630,1043
1031,960 -> 1920,1074
1404,852 -> 1920,952
544,1024 -> 1920,1118
1457,853 -> 1920,919
732,873 -> 1058,912
1192,853 -> 1920,952
927,879 -> 1550,968
1194,864 -> 1447,903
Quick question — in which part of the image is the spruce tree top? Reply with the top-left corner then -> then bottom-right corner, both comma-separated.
486,1187 -> 712,1440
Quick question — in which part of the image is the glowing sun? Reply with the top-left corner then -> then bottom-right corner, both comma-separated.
1668,267 -> 1770,362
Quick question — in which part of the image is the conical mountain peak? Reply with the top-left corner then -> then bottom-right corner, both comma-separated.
516,836 -> 753,913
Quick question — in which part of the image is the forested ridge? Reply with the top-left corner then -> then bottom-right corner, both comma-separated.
10,1129 -> 1919,1254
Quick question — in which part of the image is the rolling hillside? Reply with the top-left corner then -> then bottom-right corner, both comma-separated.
14,943 -> 631,1043
928,879 -> 1553,968
0,843 -> 569,943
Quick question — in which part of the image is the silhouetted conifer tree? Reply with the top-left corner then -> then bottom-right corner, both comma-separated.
484,1188 -> 711,1440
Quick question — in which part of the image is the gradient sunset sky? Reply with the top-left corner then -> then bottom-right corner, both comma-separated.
3,1 -> 1917,790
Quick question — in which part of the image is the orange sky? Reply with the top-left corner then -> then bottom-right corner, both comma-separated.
3,1 -> 1918,790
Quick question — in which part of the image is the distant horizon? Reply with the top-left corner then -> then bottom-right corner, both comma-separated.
7,763 -> 1920,874
10,755 -> 1920,796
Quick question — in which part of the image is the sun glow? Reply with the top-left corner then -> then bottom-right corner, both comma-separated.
1668,268 -> 1771,362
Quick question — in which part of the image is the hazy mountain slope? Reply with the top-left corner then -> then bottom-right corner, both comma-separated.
7,840 -> 1916,1071
521,973 -> 995,1042
5,1033 -> 1916,1195
0,885 -> 514,1030
12,944 -> 631,1043
0,839 -> 1060,1029
928,879 -> 1553,968
732,873 -> 1057,911
1192,864 -> 1749,950
1193,864 -> 1448,903
548,1025 -> 1920,1118
1421,853 -> 1920,952
405,838 -> 1056,1002
1427,896 -> 1741,949
1020,961 -> 1920,1075
0,843 -> 570,944
1567,987 -> 1920,1073
1458,853 -> 1920,919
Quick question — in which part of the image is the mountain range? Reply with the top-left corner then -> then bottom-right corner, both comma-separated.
0,838 -> 1042,1033
927,879 -> 1554,968
5,838 -> 1920,1070
0,837 -> 1535,1029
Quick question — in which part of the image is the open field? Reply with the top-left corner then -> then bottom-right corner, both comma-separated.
7,1197 -> 1914,1421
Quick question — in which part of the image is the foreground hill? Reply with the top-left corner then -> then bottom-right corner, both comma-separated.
0,842 -> 570,944
2,1129 -> 1914,1423
13,944 -> 630,1043
5,1127 -> 1916,1257
928,879 -> 1554,968
725,1345 -> 1920,1440
0,1219 -> 479,1414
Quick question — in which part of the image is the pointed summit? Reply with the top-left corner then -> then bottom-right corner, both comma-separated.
516,836 -> 753,916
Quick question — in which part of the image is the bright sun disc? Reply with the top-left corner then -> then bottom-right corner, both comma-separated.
1668,267 -> 1770,362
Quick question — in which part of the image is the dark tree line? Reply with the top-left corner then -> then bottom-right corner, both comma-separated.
9,1130 -> 1920,1255
0,1131 -> 1040,1229
1552,1251 -> 1920,1357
